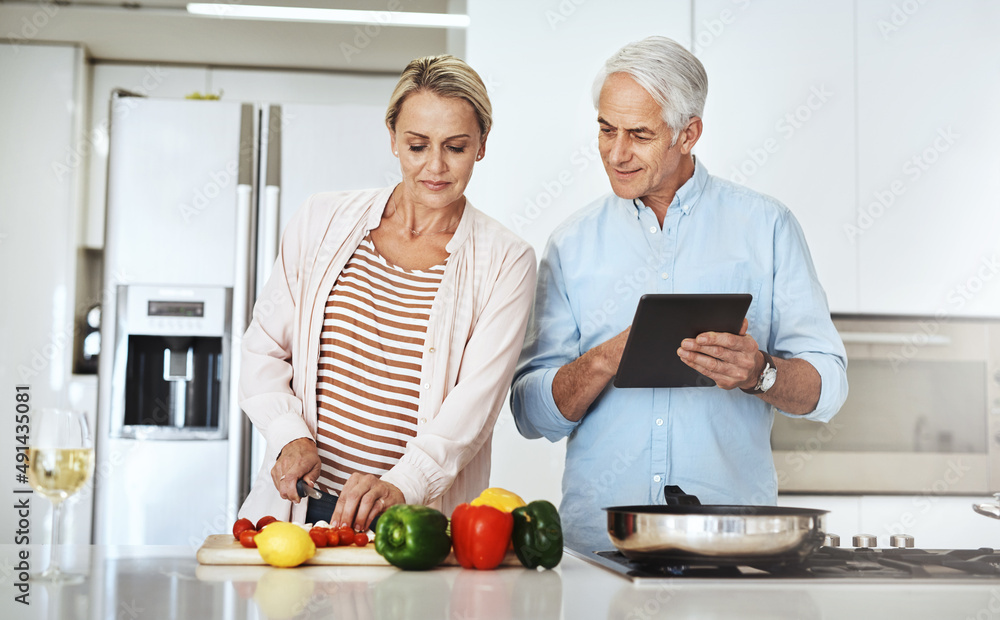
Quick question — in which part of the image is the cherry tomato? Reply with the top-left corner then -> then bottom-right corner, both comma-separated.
326,530 -> 340,547
338,526 -> 355,546
353,532 -> 369,547
309,528 -> 328,548
256,516 -> 278,531
239,530 -> 258,548
233,518 -> 254,540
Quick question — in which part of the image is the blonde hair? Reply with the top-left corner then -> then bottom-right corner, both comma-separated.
386,55 -> 492,137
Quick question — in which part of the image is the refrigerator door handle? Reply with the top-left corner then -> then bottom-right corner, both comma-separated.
228,182 -> 253,520
260,185 -> 280,284
259,104 -> 283,287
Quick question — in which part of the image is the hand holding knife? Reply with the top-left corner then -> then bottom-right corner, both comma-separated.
296,478 -> 323,501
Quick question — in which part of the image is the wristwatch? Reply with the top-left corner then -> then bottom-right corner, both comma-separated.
741,350 -> 777,395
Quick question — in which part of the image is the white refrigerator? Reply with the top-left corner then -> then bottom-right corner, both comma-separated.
95,94 -> 398,545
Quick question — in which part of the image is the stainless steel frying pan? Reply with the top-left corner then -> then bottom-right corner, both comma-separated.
604,486 -> 828,565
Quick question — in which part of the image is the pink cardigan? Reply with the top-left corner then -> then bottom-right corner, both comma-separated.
237,187 -> 537,523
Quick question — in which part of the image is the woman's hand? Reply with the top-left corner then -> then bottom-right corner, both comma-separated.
270,437 -> 321,502
331,473 -> 405,532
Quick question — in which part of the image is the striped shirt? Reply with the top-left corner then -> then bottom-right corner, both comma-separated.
315,234 -> 446,495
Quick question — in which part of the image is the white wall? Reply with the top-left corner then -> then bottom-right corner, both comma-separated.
466,0 -> 693,506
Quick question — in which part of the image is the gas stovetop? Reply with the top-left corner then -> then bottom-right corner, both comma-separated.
569,546 -> 1000,583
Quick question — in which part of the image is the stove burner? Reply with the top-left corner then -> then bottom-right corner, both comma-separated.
583,547 -> 1000,581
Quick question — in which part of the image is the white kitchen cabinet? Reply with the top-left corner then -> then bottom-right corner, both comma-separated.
694,0 -> 858,313
858,495 -> 1000,550
855,0 -> 1000,317
778,494 -> 863,543
466,0 -> 692,507
0,43 -> 90,545
782,494 -> 1000,549
465,0 -> 692,251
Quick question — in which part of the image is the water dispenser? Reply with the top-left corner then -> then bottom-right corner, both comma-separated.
110,285 -> 232,439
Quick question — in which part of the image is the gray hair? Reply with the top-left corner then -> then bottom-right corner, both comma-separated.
593,36 -> 708,145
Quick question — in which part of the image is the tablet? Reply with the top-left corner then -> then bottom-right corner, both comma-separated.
613,293 -> 753,389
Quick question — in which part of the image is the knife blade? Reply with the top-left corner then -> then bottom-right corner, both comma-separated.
296,478 -> 323,501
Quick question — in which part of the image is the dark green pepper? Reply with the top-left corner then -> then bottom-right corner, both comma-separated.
511,500 -> 563,569
375,504 -> 452,571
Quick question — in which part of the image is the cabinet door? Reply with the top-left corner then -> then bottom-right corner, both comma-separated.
465,0 -> 692,251
466,0 -> 692,507
694,0 -> 857,313
856,0 -> 1000,316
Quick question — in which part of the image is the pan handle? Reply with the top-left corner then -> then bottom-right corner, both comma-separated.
663,485 -> 701,506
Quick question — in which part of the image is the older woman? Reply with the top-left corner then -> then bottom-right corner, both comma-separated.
238,55 -> 536,532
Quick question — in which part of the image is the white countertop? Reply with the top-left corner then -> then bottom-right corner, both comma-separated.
4,544 -> 1000,619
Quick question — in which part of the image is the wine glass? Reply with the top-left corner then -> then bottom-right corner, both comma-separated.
28,408 -> 95,582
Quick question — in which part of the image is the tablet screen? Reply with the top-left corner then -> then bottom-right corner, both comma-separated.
613,293 -> 753,389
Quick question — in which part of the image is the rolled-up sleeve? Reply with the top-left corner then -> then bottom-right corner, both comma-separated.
510,239 -> 583,441
768,210 -> 848,423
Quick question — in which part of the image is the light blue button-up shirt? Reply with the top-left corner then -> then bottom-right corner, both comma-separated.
510,159 -> 848,550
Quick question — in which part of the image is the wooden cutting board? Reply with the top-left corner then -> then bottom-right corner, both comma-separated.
196,534 -> 521,567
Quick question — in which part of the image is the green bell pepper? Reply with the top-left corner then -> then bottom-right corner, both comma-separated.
374,504 -> 452,571
511,500 -> 563,569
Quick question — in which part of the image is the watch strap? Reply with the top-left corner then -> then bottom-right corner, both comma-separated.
741,350 -> 775,395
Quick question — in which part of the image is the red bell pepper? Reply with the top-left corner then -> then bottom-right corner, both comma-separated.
450,503 -> 513,570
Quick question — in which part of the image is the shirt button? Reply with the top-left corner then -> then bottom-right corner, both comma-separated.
419,417 -> 427,424
661,273 -> 669,279
655,418 -> 663,426
428,347 -> 435,353
423,383 -> 430,389
649,226 -> 657,234
653,475 -> 662,483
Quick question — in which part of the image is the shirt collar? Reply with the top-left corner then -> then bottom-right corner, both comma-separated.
629,155 -> 709,218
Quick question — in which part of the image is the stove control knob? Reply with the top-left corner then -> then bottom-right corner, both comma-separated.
823,534 -> 841,547
890,534 -> 915,548
852,534 -> 878,548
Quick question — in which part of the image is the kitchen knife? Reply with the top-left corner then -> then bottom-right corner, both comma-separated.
296,478 -> 323,500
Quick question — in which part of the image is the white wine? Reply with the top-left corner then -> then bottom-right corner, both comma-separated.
27,448 -> 95,502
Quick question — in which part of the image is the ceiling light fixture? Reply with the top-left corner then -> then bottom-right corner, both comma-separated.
185,4 -> 470,28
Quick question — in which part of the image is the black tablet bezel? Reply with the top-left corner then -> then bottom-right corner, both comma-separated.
612,293 -> 753,389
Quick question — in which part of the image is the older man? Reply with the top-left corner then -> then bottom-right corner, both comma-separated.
510,36 -> 848,550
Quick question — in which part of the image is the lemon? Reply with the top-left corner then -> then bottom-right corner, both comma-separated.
253,568 -> 315,619
255,522 -> 316,568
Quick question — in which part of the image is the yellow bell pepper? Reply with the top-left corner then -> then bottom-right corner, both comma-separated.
470,487 -> 526,513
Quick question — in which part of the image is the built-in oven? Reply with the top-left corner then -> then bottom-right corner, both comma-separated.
771,315 -> 1000,494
